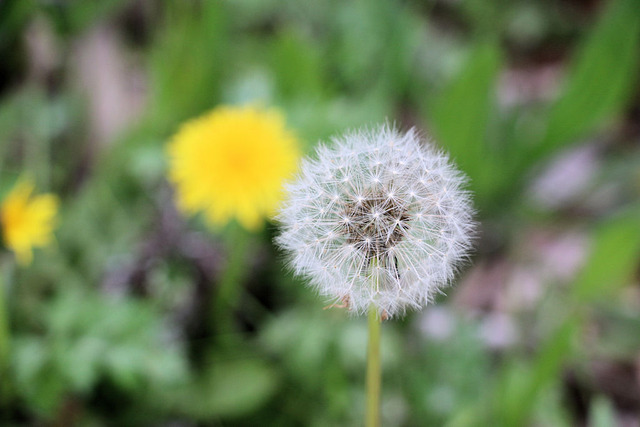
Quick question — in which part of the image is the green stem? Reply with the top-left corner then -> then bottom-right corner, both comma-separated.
212,222 -> 250,340
0,273 -> 11,408
366,305 -> 381,427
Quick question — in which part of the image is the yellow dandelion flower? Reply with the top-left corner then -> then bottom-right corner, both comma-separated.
167,105 -> 300,230
0,178 -> 59,265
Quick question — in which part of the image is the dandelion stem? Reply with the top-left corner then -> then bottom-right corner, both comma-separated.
213,222 -> 250,340
0,272 -> 11,408
366,304 -> 382,427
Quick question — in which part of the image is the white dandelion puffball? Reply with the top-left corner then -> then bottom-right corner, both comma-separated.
276,125 -> 474,318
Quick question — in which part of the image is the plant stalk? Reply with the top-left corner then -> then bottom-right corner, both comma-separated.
212,222 -> 250,341
0,273 -> 11,407
366,304 -> 381,427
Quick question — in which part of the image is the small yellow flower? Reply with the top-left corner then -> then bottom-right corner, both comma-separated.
0,178 -> 59,265
167,105 -> 300,230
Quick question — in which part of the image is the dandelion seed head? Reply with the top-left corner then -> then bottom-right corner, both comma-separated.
276,125 -> 475,317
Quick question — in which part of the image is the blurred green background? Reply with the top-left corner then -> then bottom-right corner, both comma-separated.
1,0 -> 640,425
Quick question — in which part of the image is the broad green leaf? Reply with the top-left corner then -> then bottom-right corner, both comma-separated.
176,358 -> 278,419
103,346 -> 146,390
495,206 -> 640,425
46,0 -> 127,34
271,31 -> 324,99
428,41 -> 502,203
498,317 -> 579,426
571,206 -> 640,303
12,338 -> 66,416
537,0 -> 640,156
445,405 -> 486,427
63,338 -> 105,392
148,1 -> 229,130
0,0 -> 36,48
588,396 -> 618,427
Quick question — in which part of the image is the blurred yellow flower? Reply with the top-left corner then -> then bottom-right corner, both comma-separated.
0,178 -> 59,265
167,105 -> 299,230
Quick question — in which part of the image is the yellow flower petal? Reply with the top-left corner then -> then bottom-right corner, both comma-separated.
0,178 -> 59,266
167,105 -> 300,230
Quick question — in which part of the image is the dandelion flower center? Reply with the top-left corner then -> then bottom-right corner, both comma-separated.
342,191 -> 410,261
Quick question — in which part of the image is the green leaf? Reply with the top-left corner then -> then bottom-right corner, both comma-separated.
427,40 -> 502,203
148,1 -> 229,130
104,346 -> 145,391
571,206 -> 640,303
271,31 -> 324,99
588,396 -> 618,427
495,206 -> 640,425
62,337 -> 105,392
445,404 -> 486,427
12,338 -> 66,416
45,0 -> 128,34
497,317 -> 579,426
176,358 -> 278,419
0,0 -> 36,48
537,0 -> 640,156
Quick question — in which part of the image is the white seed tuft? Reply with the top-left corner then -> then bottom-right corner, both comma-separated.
276,125 -> 475,318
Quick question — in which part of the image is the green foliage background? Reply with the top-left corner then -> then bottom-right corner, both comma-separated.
1,0 -> 640,425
